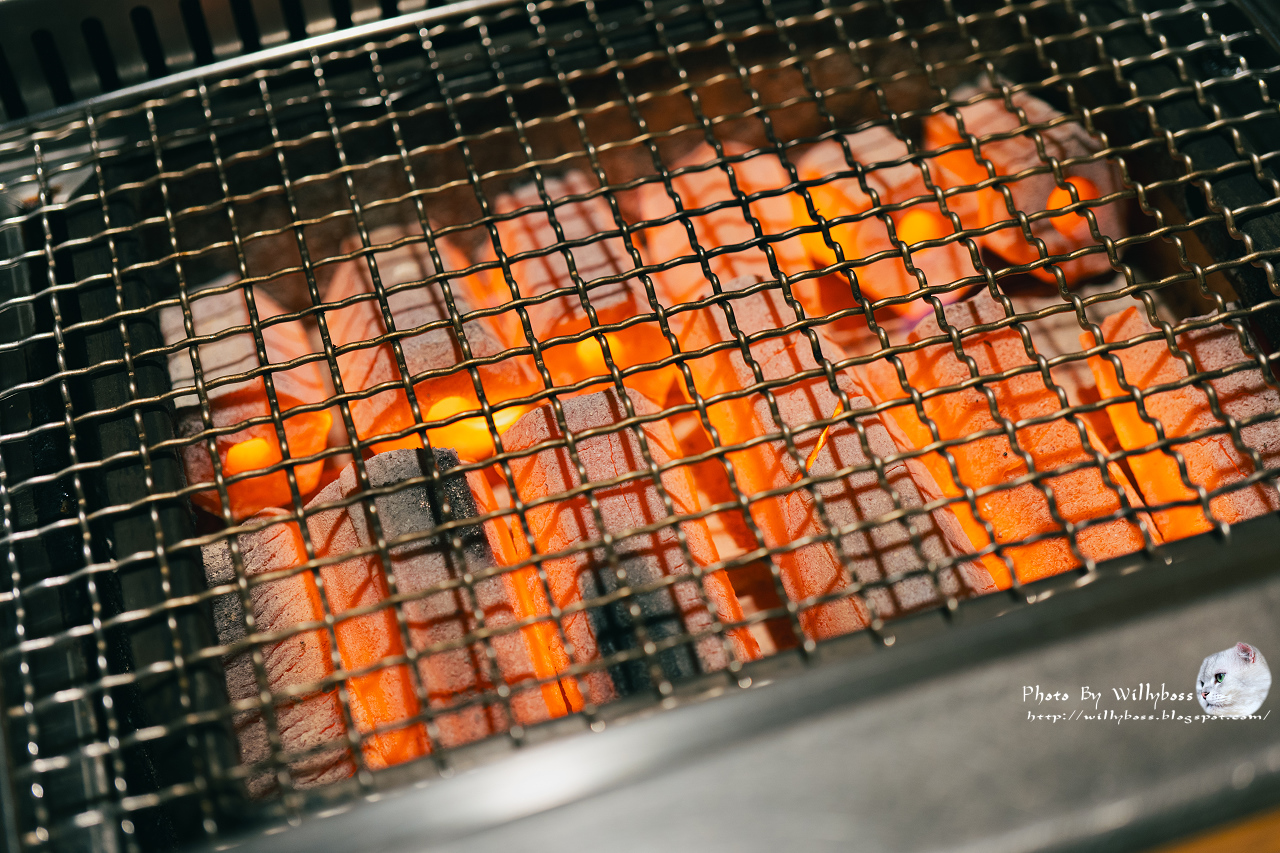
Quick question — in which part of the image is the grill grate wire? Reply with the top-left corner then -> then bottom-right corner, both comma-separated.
0,0 -> 1279,849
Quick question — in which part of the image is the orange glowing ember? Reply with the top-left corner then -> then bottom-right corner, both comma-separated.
805,402 -> 844,472
1048,176 -> 1100,241
896,208 -> 950,246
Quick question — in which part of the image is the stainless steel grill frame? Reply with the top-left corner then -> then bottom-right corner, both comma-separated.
2,0 -> 1280,850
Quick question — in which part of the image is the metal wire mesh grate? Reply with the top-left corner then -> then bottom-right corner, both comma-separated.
2,0 -> 1280,849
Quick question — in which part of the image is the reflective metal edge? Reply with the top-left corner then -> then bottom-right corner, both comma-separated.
190,513 -> 1280,853
1234,0 -> 1280,52
0,0 -> 522,137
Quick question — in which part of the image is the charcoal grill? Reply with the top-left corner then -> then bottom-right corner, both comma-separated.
3,0 -> 1280,851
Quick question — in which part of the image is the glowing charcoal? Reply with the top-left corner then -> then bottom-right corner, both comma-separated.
793,126 -> 977,325
1186,324 -> 1280,479
324,226 -> 539,461
303,473 -> 432,768
671,279 -> 992,636
478,171 -> 676,403
923,83 -> 1126,284
802,397 -> 998,618
637,141 -> 813,311
355,447 -> 581,740
1086,307 -> 1280,539
204,511 -> 354,796
501,387 -> 759,702
863,290 -> 1152,588
163,283 -> 332,520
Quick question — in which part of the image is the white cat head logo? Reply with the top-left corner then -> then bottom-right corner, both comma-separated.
1197,643 -> 1271,717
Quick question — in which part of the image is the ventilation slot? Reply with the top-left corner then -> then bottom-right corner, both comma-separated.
130,6 -> 168,79
31,30 -> 74,106
81,19 -> 122,92
0,44 -> 26,119
180,0 -> 215,66
330,0 -> 353,30
280,0 -> 309,42
229,0 -> 262,52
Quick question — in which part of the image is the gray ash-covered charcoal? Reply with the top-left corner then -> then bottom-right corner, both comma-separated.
202,513 -> 353,797
501,388 -> 737,703
306,448 -> 573,746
